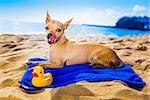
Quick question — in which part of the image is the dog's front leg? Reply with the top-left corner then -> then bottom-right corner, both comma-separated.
39,61 -> 62,68
27,60 -> 62,68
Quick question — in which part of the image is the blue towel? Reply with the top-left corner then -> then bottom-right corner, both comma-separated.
19,58 -> 146,91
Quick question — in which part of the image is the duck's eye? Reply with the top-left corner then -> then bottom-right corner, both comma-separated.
56,29 -> 61,32
40,72 -> 42,74
45,26 -> 49,30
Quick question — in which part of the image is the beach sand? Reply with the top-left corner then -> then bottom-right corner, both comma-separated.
0,34 -> 149,100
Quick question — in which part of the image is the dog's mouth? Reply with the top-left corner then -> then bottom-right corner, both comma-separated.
47,33 -> 57,44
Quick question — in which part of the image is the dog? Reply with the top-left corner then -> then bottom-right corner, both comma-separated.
28,11 -> 124,68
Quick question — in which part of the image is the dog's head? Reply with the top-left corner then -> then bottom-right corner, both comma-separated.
45,11 -> 73,44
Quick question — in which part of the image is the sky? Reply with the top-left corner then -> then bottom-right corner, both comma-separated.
0,0 -> 149,25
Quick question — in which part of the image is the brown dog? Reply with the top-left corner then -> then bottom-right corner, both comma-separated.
29,11 -> 124,68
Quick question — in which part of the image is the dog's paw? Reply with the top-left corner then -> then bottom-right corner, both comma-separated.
26,62 -> 39,65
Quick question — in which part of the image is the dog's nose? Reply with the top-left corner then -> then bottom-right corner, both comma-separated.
47,33 -> 52,39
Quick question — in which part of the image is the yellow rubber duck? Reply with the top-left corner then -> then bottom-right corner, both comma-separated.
31,66 -> 53,87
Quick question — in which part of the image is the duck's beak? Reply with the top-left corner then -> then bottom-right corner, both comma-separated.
32,72 -> 38,77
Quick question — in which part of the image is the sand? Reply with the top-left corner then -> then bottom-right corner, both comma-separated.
0,34 -> 149,100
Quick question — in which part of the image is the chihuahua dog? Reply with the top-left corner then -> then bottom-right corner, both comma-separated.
29,11 -> 124,68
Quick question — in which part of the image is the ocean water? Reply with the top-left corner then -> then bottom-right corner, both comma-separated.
67,25 -> 150,37
0,20 -> 149,37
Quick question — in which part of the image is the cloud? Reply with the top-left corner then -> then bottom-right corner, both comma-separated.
53,5 -> 149,25
1,4 -> 148,26
133,4 -> 146,13
52,8 -> 123,26
43,5 -> 147,26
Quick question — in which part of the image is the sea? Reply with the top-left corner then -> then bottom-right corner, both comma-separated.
0,20 -> 149,37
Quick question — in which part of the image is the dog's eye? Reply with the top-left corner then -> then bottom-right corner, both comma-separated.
45,26 -> 49,30
56,29 -> 61,32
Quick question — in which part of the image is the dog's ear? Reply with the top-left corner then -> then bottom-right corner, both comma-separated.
64,18 -> 73,29
45,10 -> 51,24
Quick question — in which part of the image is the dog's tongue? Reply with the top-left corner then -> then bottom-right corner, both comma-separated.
48,35 -> 57,43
